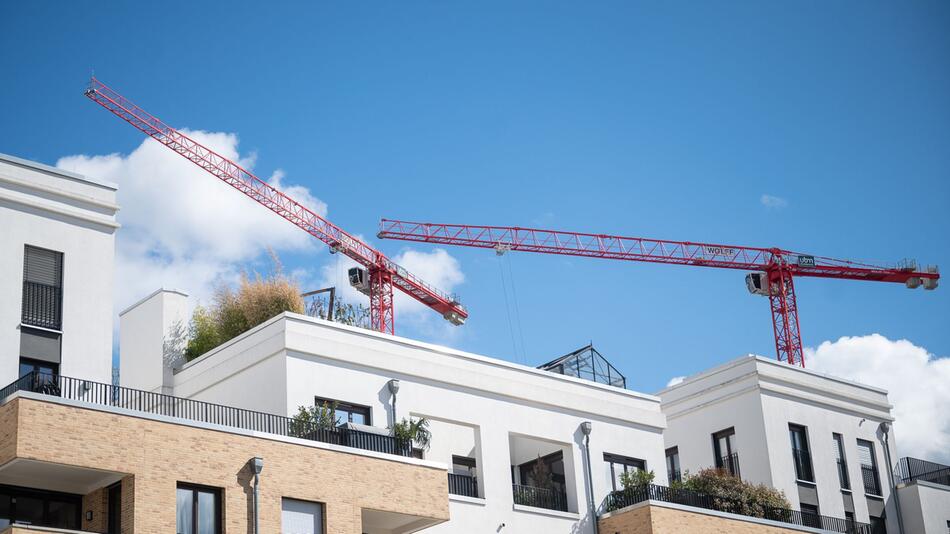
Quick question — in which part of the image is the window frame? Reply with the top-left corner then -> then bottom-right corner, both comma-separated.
604,453 -> 646,492
833,433 -> 851,490
176,483 -> 222,534
789,424 -> 815,482
21,245 -> 64,331
0,483 -> 82,530
665,447 -> 681,482
857,439 -> 883,497
313,396 -> 372,426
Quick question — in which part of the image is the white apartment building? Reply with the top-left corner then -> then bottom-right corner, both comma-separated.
660,355 -> 901,533
119,289 -> 668,533
0,153 -> 118,386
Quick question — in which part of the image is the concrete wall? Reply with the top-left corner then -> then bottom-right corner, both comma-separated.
118,289 -> 188,393
0,153 -> 118,386
897,481 -> 950,534
165,312 -> 668,533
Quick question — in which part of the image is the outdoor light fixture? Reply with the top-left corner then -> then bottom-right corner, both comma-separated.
388,379 -> 400,425
85,510 -> 93,521
580,421 -> 598,534
250,457 -> 264,534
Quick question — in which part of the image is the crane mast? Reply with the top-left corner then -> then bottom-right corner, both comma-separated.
378,219 -> 939,367
84,78 -> 467,334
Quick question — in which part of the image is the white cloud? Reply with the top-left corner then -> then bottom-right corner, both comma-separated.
56,131 -> 325,311
760,194 -> 788,209
666,376 -> 686,387
806,334 -> 950,463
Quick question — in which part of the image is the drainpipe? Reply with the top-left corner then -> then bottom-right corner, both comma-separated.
251,457 -> 264,534
581,422 -> 599,534
878,423 -> 904,534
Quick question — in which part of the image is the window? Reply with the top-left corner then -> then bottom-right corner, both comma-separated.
452,455 -> 477,476
713,428 -> 740,478
665,447 -> 681,483
869,513 -> 887,534
18,358 -> 58,392
800,503 -> 821,528
789,424 -> 814,482
281,498 -> 323,534
176,484 -> 221,534
519,451 -> 566,489
449,456 -> 479,497
604,453 -> 646,492
22,245 -> 64,330
107,483 -> 122,534
833,433 -> 850,490
857,440 -> 882,496
313,396 -> 371,426
0,484 -> 81,529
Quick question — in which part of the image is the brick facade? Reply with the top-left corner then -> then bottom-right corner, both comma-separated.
599,503 -> 823,534
0,397 -> 449,533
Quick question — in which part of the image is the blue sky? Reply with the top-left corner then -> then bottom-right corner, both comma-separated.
2,1 -> 948,397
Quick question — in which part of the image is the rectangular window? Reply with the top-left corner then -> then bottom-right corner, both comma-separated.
22,245 -> 64,330
449,456 -> 479,498
281,498 -> 324,534
857,439 -> 882,496
313,396 -> 371,426
800,503 -> 821,528
833,433 -> 850,490
604,453 -> 646,492
789,424 -> 814,482
0,484 -> 81,529
713,428 -> 740,478
665,447 -> 681,483
176,484 -> 221,534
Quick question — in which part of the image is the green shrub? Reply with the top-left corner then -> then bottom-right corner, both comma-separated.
391,417 -> 432,451
678,468 -> 791,517
289,400 -> 340,437
619,469 -> 655,492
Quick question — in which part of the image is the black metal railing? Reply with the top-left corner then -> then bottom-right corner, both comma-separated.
448,473 -> 478,498
792,448 -> 814,482
600,484 -> 871,534
861,465 -> 882,496
837,459 -> 851,490
0,372 -> 413,457
895,457 -> 950,487
716,452 -> 741,479
21,281 -> 62,330
512,484 -> 568,512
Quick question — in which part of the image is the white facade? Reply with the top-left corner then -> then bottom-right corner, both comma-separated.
0,153 -> 118,386
897,481 -> 950,534
120,292 -> 667,533
660,355 -> 901,532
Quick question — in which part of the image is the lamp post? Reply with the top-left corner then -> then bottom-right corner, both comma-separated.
581,421 -> 599,534
250,457 -> 264,534
388,379 -> 400,426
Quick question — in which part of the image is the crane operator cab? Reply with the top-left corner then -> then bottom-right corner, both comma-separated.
746,272 -> 771,297
348,267 -> 372,296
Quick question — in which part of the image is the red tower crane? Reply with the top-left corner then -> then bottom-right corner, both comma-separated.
83,78 -> 467,334
378,219 -> 939,367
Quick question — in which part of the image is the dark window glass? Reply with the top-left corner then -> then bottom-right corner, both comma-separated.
604,453 -> 646,492
0,485 -> 80,528
313,396 -> 371,426
712,428 -> 740,477
665,447 -> 681,482
858,439 -> 882,496
789,424 -> 814,482
47,500 -> 79,530
15,495 -> 44,525
108,483 -> 122,534
452,455 -> 477,476
833,433 -> 850,490
176,484 -> 220,534
22,245 -> 64,330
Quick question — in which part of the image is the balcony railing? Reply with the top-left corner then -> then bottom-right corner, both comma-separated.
716,452 -> 741,479
448,473 -> 478,498
21,281 -> 62,330
600,484 -> 871,534
667,469 -> 681,484
861,465 -> 882,496
837,459 -> 851,490
895,457 -> 950,487
792,448 -> 814,482
0,372 -> 413,458
512,484 -> 568,512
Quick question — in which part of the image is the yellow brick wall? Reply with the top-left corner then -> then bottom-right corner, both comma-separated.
599,503 -> 819,534
5,397 -> 449,534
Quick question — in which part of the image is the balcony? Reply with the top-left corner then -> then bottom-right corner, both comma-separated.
716,452 -> 741,479
447,473 -> 478,498
895,457 -> 950,487
791,448 -> 814,482
600,484 -> 872,534
512,484 -> 568,512
1,372 -> 414,458
861,465 -> 882,496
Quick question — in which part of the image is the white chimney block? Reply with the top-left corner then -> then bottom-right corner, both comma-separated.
119,288 -> 189,394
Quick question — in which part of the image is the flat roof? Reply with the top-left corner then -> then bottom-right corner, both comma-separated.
0,152 -> 119,191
